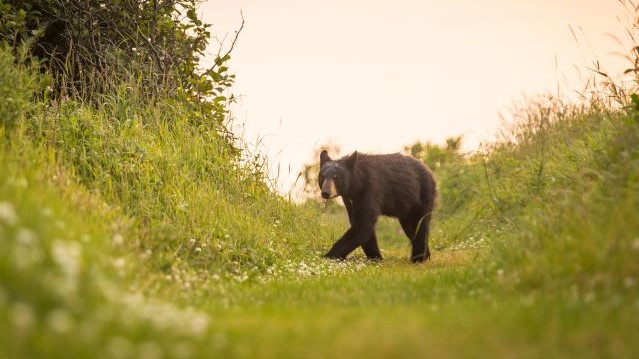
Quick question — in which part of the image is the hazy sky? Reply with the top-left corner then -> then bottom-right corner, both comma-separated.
199,1 -> 631,195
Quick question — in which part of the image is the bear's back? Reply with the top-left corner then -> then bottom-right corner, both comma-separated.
354,153 -> 435,217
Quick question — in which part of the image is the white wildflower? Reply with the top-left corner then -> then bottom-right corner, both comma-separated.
112,234 -> 124,246
108,336 -> 134,359
0,201 -> 18,226
584,291 -> 595,304
188,311 -> 209,336
15,178 -> 28,187
138,341 -> 163,359
47,308 -> 73,334
234,273 -> 248,283
16,227 -> 37,245
11,302 -> 35,330
140,249 -> 153,260
624,276 -> 635,288
14,228 -> 43,269
51,239 -> 82,294
113,257 -> 126,270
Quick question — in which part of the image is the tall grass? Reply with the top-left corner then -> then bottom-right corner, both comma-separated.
0,42 -> 343,356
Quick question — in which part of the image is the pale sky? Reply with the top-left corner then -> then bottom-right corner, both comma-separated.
199,1 -> 631,195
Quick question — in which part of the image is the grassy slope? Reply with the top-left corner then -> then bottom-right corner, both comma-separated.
1,46 -> 638,358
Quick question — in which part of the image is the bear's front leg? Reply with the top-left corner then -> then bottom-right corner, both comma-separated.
361,233 -> 382,260
324,224 -> 375,260
324,247 -> 348,260
324,227 -> 353,260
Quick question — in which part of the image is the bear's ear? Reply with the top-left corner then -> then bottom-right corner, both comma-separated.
346,151 -> 358,170
320,149 -> 331,166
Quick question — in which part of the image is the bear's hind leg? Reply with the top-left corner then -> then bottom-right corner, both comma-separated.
400,214 -> 431,263
411,213 -> 432,262
361,233 -> 382,260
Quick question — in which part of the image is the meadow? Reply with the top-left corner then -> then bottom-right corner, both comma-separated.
1,2 -> 639,357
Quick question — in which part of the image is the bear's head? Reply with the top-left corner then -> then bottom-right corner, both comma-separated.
318,150 -> 357,199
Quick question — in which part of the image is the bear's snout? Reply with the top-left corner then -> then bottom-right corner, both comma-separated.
320,178 -> 338,199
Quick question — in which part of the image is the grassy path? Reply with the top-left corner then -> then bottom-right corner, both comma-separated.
196,248 -> 636,358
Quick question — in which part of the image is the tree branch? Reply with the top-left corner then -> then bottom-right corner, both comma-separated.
214,10 -> 244,66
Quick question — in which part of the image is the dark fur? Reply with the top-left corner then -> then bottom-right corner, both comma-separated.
319,150 -> 437,262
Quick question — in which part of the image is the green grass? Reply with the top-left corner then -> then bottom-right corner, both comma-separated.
1,40 -> 638,359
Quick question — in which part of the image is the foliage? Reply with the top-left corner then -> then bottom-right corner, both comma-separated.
0,43 -> 49,132
406,136 -> 463,170
0,0 -> 237,124
404,136 -> 479,220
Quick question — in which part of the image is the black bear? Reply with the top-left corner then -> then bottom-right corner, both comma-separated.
318,150 -> 437,262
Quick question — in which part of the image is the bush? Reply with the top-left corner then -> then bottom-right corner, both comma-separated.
0,43 -> 48,132
0,0 -> 236,122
